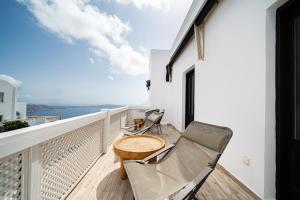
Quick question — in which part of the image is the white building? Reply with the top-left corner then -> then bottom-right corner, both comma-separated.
149,0 -> 297,199
1,1 -> 300,200
0,74 -> 27,122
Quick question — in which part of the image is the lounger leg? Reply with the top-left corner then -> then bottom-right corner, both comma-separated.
159,125 -> 162,134
186,194 -> 199,200
156,124 -> 160,134
185,175 -> 210,200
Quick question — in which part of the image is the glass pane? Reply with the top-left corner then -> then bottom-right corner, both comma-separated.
295,16 -> 300,140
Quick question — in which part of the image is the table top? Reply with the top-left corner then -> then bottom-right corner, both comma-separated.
113,135 -> 165,153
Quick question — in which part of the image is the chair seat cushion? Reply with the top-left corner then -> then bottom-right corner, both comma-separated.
124,137 -> 218,200
147,112 -> 163,123
125,161 -> 187,200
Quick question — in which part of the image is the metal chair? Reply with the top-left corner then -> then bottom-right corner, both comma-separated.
124,121 -> 233,200
123,111 -> 164,135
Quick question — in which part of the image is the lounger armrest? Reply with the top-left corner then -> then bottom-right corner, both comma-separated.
123,124 -> 154,136
142,144 -> 175,163
123,129 -> 138,136
173,166 -> 213,200
122,122 -> 143,130
122,125 -> 132,129
123,127 -> 147,136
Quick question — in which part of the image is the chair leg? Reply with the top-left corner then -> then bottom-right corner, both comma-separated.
159,125 -> 162,134
186,194 -> 199,200
186,175 -> 210,200
156,124 -> 160,134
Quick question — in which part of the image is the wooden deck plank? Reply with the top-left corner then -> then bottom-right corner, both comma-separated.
66,125 -> 259,200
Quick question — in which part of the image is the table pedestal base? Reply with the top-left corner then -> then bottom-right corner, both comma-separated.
113,135 -> 165,180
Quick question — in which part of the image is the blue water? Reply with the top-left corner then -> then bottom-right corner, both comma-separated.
27,105 -> 123,120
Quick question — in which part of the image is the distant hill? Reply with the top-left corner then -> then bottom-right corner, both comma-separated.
27,104 -> 52,113
27,104 -> 124,113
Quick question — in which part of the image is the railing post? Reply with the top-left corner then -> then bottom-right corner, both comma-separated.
119,112 -> 122,131
121,109 -> 128,128
103,109 -> 110,153
29,145 -> 42,200
22,152 -> 29,200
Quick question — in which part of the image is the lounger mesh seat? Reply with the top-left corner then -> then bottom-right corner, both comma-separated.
124,121 -> 232,200
123,111 -> 164,135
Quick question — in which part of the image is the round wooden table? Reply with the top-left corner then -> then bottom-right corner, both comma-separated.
113,135 -> 165,179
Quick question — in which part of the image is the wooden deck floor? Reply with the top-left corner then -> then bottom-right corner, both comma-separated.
66,125 -> 259,200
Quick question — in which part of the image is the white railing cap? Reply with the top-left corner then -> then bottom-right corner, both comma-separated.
128,105 -> 150,110
103,106 -> 128,116
0,111 -> 107,158
110,106 -> 128,115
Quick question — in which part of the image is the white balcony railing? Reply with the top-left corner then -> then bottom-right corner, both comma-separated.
0,106 -> 128,200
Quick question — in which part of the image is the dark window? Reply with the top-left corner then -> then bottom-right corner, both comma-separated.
16,111 -> 21,119
0,92 -> 4,103
0,115 -> 3,122
185,69 -> 195,128
166,65 -> 172,82
146,80 -> 151,90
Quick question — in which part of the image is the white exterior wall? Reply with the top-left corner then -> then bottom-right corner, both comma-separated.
150,37 -> 198,131
195,1 -> 270,197
149,49 -> 170,124
16,102 -> 27,119
149,0 -> 287,199
0,80 -> 16,121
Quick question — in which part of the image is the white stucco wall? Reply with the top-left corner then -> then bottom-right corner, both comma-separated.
149,0 -> 285,199
16,102 -> 27,119
0,80 -> 16,121
149,49 -> 170,124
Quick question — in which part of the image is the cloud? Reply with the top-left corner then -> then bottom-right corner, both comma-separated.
107,75 -> 114,80
89,57 -> 95,64
115,0 -> 170,10
17,0 -> 149,75
89,48 -> 105,58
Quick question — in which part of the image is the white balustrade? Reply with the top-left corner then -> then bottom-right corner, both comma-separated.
0,106 -> 129,200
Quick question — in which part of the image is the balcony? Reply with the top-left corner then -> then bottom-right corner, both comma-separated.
0,107 -> 257,200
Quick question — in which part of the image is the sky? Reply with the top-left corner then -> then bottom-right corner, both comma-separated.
0,0 -> 193,106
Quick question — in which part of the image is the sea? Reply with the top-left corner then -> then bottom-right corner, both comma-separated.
27,105 -> 123,120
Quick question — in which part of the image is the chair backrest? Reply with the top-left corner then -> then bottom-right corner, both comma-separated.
183,121 -> 233,154
169,121 -> 232,199
146,111 -> 164,124
145,109 -> 160,117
